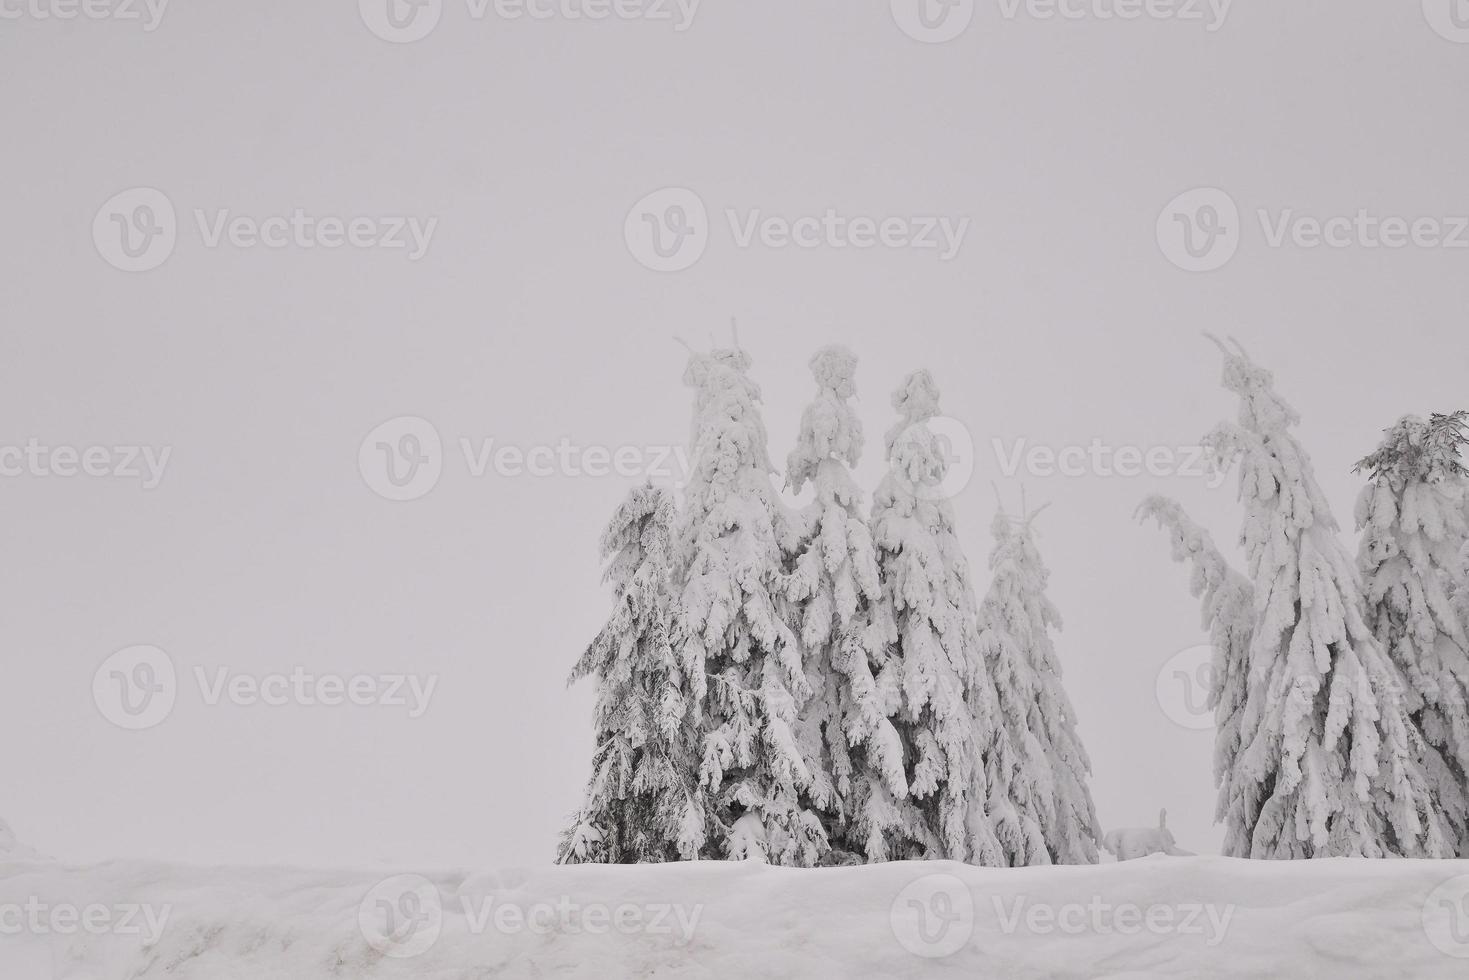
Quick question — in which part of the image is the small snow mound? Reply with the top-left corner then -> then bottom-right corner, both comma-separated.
0,818 -> 40,861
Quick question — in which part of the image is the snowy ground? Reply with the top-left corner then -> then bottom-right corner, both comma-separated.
4,854 -> 1469,978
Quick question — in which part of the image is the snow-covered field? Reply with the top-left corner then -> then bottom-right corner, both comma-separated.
4,855 -> 1469,978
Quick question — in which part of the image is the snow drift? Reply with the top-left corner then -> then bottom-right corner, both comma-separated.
4,854 -> 1469,978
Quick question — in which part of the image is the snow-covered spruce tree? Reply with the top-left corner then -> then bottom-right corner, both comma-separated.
675,345 -> 827,865
1202,338 -> 1453,858
783,346 -> 911,863
1137,495 -> 1259,857
869,370 -> 1001,863
1355,412 -> 1469,855
559,483 -> 708,864
977,505 -> 1101,864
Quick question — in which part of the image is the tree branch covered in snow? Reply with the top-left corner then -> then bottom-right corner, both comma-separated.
1137,495 -> 1257,856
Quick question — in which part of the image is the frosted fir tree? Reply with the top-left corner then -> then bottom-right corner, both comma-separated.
976,503 -> 1101,864
1355,412 -> 1469,855
1137,495 -> 1259,857
675,343 -> 827,866
1201,337 -> 1452,858
869,370 -> 1001,863
783,346 -> 911,862
559,484 -> 708,864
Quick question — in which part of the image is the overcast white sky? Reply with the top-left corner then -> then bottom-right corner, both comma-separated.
2,1 -> 1468,870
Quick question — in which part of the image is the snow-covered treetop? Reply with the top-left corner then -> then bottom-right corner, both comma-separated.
1210,335 -> 1300,437
808,344 -> 858,399
1355,412 -> 1468,485
681,343 -> 754,394
884,369 -> 942,455
680,345 -> 775,482
786,345 -> 863,494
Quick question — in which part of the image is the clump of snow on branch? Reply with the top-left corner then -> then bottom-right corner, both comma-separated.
1137,495 -> 1258,857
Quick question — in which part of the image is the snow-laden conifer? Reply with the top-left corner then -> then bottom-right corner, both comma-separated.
560,484 -> 708,864
869,370 -> 1001,863
1137,495 -> 1258,857
977,504 -> 1101,864
784,346 -> 911,862
1355,412 -> 1469,855
1202,338 -> 1452,858
676,345 -> 827,865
